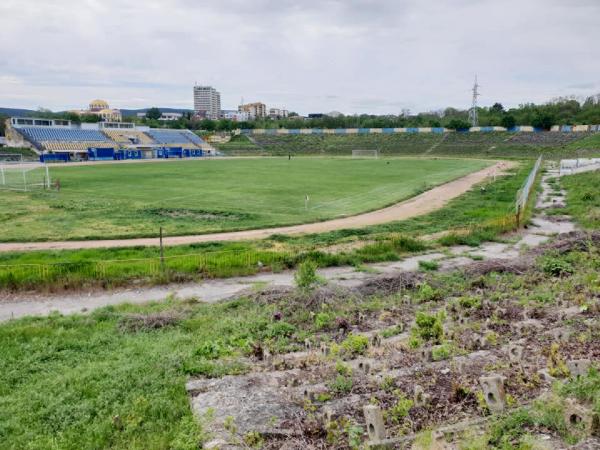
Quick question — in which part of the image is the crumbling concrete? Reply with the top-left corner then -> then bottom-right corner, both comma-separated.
479,375 -> 506,413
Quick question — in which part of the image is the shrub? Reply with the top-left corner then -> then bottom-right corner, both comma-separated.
387,390 -> 413,424
416,282 -> 440,302
315,312 -> 334,330
341,334 -> 370,357
541,257 -> 574,277
328,375 -> 353,394
295,259 -> 319,290
195,341 -> 228,360
418,260 -> 439,272
413,311 -> 445,343
432,343 -> 452,361
264,321 -> 296,338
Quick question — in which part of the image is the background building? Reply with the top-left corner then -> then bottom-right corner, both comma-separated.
72,99 -> 122,122
269,108 -> 289,119
222,110 -> 250,121
239,102 -> 267,120
193,85 -> 221,119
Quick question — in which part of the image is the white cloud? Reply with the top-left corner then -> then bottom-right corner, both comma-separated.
0,0 -> 599,113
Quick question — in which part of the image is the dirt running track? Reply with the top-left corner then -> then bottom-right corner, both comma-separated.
0,161 -> 515,252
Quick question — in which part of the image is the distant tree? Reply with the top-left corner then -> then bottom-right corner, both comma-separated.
446,118 -> 471,131
501,115 -> 516,129
80,114 -> 100,123
532,112 -> 556,130
0,114 -> 6,136
146,107 -> 162,120
491,103 -> 504,113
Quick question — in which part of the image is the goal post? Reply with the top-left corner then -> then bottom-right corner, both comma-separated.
352,149 -> 379,159
0,153 -> 24,163
0,162 -> 51,192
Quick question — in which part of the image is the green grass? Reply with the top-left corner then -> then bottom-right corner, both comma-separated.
0,147 -> 38,160
561,170 -> 600,229
0,157 -> 488,242
217,132 -> 597,160
565,133 -> 600,150
0,162 -> 530,291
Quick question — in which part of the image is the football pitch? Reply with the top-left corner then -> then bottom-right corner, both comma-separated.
0,158 -> 489,242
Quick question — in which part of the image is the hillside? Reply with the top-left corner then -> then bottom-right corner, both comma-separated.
215,132 -> 600,159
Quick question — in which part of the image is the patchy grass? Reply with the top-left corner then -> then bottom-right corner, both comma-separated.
0,157 -> 487,242
1,238 -> 599,448
0,161 -> 531,292
561,170 -> 600,229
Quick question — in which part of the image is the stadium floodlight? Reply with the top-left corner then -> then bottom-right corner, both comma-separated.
0,162 -> 51,192
352,149 -> 379,159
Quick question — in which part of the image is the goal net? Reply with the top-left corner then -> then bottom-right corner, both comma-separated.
0,153 -> 24,163
0,162 -> 51,191
352,149 -> 379,159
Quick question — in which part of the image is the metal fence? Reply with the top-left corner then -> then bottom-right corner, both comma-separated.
515,155 -> 542,223
559,158 -> 600,176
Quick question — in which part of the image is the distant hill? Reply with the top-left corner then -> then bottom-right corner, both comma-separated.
0,107 -> 193,118
0,107 -> 36,117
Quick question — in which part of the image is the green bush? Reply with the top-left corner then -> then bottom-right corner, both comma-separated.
541,256 -> 574,277
315,312 -> 334,330
294,259 -> 319,290
328,375 -> 353,394
341,334 -> 370,357
413,311 -> 445,343
264,321 -> 297,338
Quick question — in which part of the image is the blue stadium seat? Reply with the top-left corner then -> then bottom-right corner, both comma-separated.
19,127 -> 109,142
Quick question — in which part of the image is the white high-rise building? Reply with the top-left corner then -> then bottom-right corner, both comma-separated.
193,85 -> 221,119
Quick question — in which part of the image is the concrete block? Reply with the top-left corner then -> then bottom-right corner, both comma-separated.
564,398 -> 600,436
357,359 -> 371,375
304,339 -> 312,351
479,375 -> 506,412
371,334 -> 382,347
420,346 -> 433,362
413,384 -> 430,407
507,343 -> 524,364
537,369 -> 556,384
567,359 -> 592,378
363,404 -> 386,442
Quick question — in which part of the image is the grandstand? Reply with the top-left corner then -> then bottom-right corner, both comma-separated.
4,117 -> 216,160
146,129 -> 210,150
18,127 -> 115,153
102,129 -> 156,146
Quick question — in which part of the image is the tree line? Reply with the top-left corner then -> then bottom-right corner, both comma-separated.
2,95 -> 600,136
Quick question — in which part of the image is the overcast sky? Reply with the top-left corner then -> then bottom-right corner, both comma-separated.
1,0 -> 599,115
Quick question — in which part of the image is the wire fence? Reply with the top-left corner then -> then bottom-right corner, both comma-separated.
515,155 -> 542,222
0,248 -> 296,290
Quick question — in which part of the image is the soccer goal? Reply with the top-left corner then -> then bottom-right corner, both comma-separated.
0,162 -> 51,191
352,149 -> 379,159
0,153 -> 24,163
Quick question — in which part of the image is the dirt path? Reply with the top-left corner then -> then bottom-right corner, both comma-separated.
0,161 -> 514,252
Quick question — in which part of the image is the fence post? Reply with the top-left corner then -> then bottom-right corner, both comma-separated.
159,227 -> 165,271
515,204 -> 521,229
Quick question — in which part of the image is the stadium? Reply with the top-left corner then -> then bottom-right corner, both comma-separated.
2,0 -> 600,446
4,101 -> 215,162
